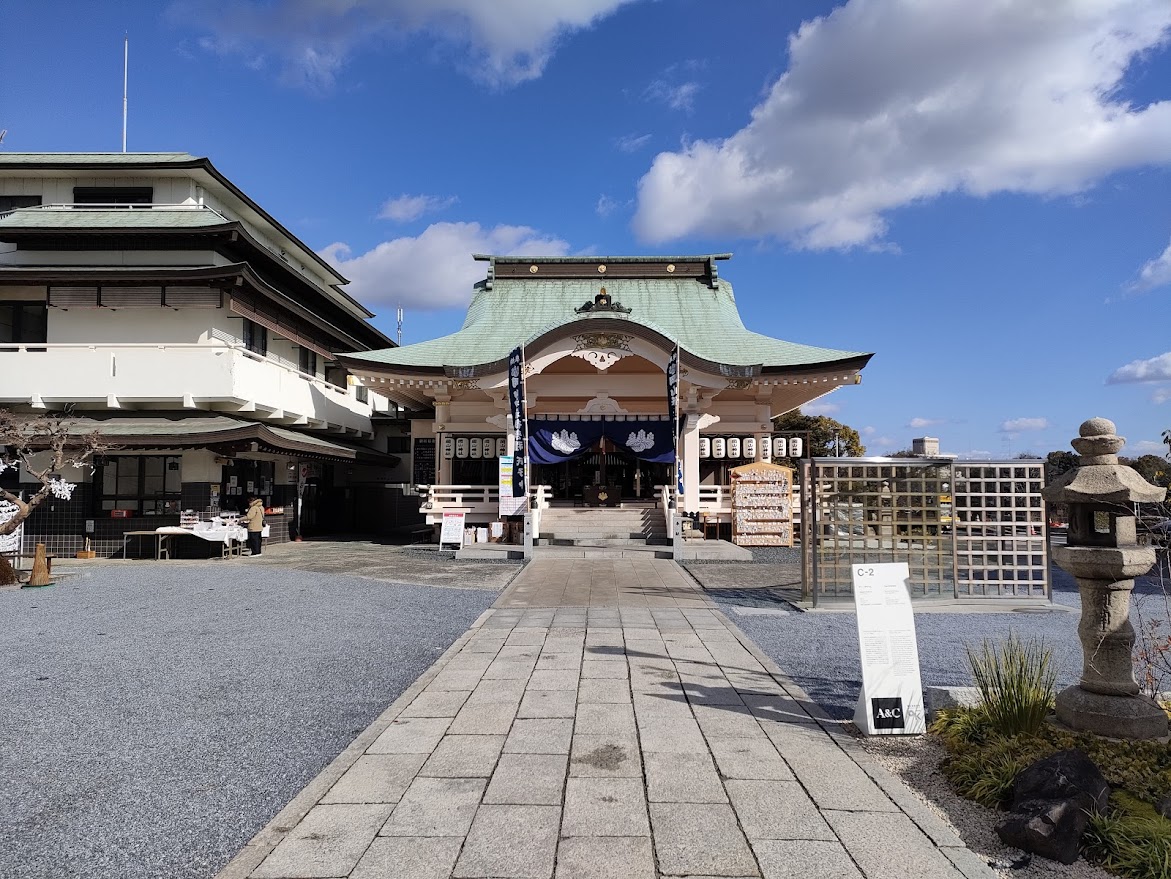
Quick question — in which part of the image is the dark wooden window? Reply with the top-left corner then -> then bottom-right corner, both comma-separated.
0,302 -> 48,347
355,384 -> 369,403
96,455 -> 182,515
243,318 -> 268,356
73,186 -> 153,207
299,347 -> 318,376
0,195 -> 41,215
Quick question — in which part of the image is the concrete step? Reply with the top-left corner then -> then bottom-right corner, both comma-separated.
538,536 -> 671,546
532,545 -> 674,559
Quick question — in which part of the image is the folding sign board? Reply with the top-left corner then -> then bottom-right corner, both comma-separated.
439,512 -> 466,550
851,563 -> 925,735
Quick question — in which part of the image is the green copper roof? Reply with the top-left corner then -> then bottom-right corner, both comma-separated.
0,206 -> 231,230
346,275 -> 870,371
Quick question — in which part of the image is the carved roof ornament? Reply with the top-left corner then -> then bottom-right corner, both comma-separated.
575,286 -> 632,315
571,332 -> 634,371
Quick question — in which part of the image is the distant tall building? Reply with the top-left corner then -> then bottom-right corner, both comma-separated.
912,436 -> 940,457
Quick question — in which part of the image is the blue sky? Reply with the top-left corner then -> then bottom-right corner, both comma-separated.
3,0 -> 1171,459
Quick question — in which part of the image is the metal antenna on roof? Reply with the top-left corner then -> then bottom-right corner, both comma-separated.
0,130 -> 7,147
396,305 -> 403,345
122,34 -> 129,153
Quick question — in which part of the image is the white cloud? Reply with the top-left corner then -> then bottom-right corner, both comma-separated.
1155,388 -> 1171,404
320,221 -> 571,311
862,425 -> 877,436
802,400 -> 840,416
176,0 -> 639,87
634,0 -> 1171,248
1127,439 -> 1168,454
908,417 -> 944,429
615,133 -> 652,153
378,194 -> 458,223
999,417 -> 1049,433
1130,237 -> 1171,293
596,195 -> 619,217
645,79 -> 700,112
1108,351 -> 1171,383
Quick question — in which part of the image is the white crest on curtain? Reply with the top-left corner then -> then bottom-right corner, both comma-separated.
550,430 -> 581,454
626,430 -> 654,453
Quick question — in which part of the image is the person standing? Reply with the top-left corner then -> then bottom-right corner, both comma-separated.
243,495 -> 266,556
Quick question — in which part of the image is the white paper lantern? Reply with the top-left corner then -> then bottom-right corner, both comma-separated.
712,437 -> 726,458
790,437 -> 803,457
774,436 -> 788,458
727,437 -> 741,459
455,437 -> 469,458
743,437 -> 756,459
496,437 -> 507,457
760,436 -> 772,461
443,435 -> 455,459
469,437 -> 482,458
482,437 -> 496,458
698,437 -> 711,458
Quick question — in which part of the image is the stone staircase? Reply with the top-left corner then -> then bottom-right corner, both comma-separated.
535,505 -> 670,557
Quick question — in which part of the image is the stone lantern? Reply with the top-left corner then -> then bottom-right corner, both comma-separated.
1043,418 -> 1167,739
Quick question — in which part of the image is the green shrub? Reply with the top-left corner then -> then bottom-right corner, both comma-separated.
966,634 -> 1056,737
941,735 -> 1057,808
1083,794 -> 1171,879
930,705 -> 995,748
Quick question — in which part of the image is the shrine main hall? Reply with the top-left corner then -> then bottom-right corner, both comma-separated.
339,254 -> 873,523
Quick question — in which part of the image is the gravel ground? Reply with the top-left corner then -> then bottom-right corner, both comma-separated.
0,564 -> 500,879
713,561 -> 1169,720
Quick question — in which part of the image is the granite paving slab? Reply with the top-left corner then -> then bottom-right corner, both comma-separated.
226,559 -> 997,879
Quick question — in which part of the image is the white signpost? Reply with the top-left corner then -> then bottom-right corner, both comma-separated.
439,512 -> 466,550
851,562 -> 926,735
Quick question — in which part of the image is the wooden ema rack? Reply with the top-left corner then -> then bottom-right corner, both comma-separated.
730,461 -> 794,547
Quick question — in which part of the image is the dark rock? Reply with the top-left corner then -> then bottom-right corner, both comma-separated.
996,798 -> 1090,865
1158,794 -> 1171,820
994,750 -> 1111,864
1011,750 -> 1110,815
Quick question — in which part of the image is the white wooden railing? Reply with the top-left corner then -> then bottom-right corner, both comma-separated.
656,484 -> 672,534
420,484 -> 550,525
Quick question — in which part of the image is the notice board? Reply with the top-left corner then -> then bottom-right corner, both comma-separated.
499,455 -> 528,517
413,437 -> 436,487
730,461 -> 794,546
851,562 -> 925,735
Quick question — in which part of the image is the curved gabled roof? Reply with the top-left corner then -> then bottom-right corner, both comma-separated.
343,273 -> 871,374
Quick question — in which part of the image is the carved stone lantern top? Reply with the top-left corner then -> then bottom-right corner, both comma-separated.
1042,418 -> 1166,507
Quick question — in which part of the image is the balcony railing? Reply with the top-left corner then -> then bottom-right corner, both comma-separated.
0,341 -> 373,435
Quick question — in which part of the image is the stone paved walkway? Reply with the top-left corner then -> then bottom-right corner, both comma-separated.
220,560 -> 994,879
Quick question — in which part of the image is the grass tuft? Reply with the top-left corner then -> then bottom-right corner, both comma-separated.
966,633 -> 1056,737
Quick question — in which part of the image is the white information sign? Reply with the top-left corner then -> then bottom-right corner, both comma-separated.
498,455 -> 528,517
851,562 -> 926,735
439,512 -> 466,549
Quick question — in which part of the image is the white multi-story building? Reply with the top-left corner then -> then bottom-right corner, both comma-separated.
0,152 -> 409,556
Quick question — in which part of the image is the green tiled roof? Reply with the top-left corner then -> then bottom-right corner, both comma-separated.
346,275 -> 869,370
0,206 -> 230,230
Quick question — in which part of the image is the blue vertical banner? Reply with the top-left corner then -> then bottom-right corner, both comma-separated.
667,345 -> 683,503
508,346 -> 527,499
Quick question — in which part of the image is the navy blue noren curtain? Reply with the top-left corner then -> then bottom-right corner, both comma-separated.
528,419 -> 675,465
